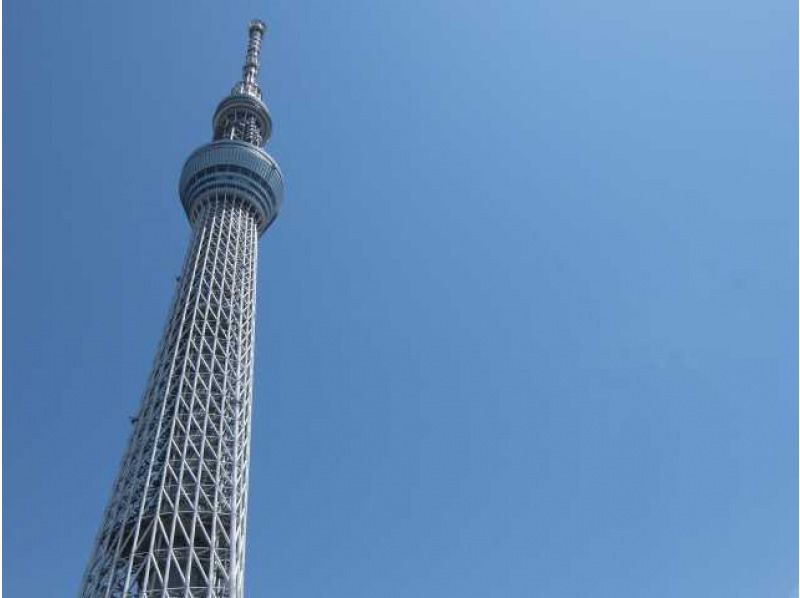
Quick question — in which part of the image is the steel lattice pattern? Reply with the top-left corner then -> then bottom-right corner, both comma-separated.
81,20 -> 282,597
80,196 -> 259,597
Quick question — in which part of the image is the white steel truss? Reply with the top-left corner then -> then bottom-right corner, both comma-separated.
80,20 -> 283,598
81,197 -> 258,597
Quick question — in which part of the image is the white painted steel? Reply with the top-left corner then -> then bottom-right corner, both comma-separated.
81,197 -> 259,597
80,20 -> 279,598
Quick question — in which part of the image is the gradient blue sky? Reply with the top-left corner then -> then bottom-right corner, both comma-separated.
5,1 -> 797,596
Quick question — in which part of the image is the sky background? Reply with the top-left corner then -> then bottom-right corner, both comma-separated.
4,1 -> 797,596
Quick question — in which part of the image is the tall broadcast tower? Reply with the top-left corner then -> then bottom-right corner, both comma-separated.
80,20 -> 283,597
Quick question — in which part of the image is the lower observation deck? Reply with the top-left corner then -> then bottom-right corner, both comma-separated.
180,139 -> 284,234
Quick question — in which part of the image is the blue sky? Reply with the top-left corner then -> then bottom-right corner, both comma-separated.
4,1 -> 797,596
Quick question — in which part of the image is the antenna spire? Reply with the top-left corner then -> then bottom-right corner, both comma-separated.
239,19 -> 266,98
215,19 -> 272,146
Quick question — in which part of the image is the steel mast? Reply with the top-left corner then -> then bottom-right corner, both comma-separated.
80,19 -> 283,597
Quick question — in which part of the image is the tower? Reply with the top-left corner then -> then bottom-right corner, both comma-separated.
80,20 -> 283,597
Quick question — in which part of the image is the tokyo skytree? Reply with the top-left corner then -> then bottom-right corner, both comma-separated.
80,19 -> 283,597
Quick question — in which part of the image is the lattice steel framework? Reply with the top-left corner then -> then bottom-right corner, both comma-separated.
80,20 -> 283,598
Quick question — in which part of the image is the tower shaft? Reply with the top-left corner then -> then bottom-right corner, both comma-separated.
81,20 -> 283,598
82,198 -> 258,596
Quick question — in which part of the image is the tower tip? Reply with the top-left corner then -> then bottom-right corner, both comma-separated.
249,19 -> 266,34
237,18 -> 266,98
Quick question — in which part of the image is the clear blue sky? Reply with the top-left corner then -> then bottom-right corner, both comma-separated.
4,1 -> 797,596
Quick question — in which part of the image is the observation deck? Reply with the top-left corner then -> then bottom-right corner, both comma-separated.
179,140 -> 283,234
